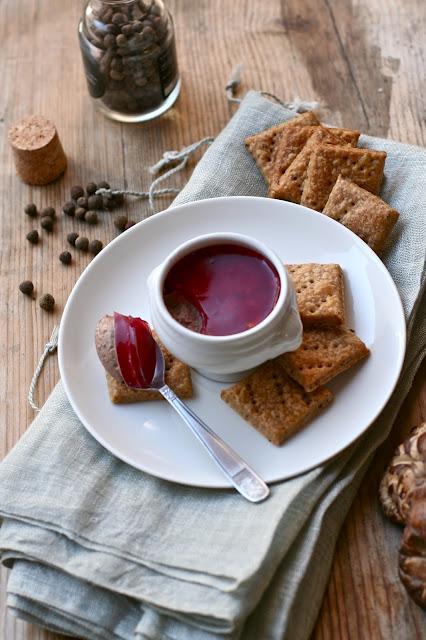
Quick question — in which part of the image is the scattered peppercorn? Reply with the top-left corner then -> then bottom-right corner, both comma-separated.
86,182 -> 98,195
67,231 -> 79,246
71,185 -> 85,200
41,206 -> 56,219
87,194 -> 103,210
75,236 -> 89,251
59,250 -> 72,265
26,229 -> 39,244
124,220 -> 136,230
77,196 -> 88,209
114,215 -> 127,231
19,280 -> 34,296
24,203 -> 38,217
40,215 -> 54,231
63,201 -> 76,217
102,194 -> 114,209
75,207 -> 87,220
39,293 -> 55,312
85,210 -> 99,225
112,192 -> 124,206
98,180 -> 110,190
89,239 -> 103,255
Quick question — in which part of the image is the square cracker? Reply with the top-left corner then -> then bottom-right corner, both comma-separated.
301,144 -> 386,212
322,176 -> 399,254
244,111 -> 319,183
278,327 -> 369,392
286,263 -> 346,327
268,124 -> 319,191
268,126 -> 346,202
268,126 -> 359,198
106,338 -> 193,403
221,360 -> 333,446
326,127 -> 360,147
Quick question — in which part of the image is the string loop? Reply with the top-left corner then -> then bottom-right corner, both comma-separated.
28,325 -> 60,411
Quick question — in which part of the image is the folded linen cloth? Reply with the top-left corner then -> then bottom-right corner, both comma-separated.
1,91 -> 425,640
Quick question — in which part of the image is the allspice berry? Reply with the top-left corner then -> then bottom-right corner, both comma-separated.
24,203 -> 38,217
59,251 -> 72,265
26,229 -> 39,244
112,192 -> 124,206
40,215 -> 54,231
63,201 -> 76,217
75,236 -> 89,252
102,194 -> 114,210
41,206 -> 56,219
98,180 -> 110,190
77,196 -> 88,209
116,33 -> 127,46
112,12 -> 126,24
75,207 -> 87,220
89,239 -> 103,255
39,293 -> 55,312
71,185 -> 85,200
87,194 -> 103,210
19,280 -> 34,296
86,182 -> 98,195
85,210 -> 99,225
67,231 -> 79,246
124,220 -> 136,230
114,215 -> 127,231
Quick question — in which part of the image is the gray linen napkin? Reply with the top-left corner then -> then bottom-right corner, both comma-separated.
1,91 -> 425,640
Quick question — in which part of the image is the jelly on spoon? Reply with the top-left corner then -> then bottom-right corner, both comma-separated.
95,313 -> 270,503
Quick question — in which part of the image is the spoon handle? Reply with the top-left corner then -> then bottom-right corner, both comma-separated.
159,384 -> 270,503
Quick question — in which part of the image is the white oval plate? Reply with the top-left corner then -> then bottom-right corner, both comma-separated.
59,196 -> 406,487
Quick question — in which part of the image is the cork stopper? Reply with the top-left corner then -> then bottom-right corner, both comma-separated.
8,115 -> 67,185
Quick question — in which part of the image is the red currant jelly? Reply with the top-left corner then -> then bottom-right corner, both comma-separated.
163,243 -> 281,336
114,312 -> 157,388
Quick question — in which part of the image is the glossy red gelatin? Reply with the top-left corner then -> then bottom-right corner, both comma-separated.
114,312 -> 157,388
163,243 -> 281,336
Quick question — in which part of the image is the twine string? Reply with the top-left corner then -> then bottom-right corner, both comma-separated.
225,63 -> 244,104
225,64 -> 320,113
95,136 -> 214,216
28,325 -> 60,411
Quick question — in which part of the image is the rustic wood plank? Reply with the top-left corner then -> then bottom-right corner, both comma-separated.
0,1 -> 425,639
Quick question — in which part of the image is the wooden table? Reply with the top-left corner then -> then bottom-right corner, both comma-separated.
1,1 -> 425,638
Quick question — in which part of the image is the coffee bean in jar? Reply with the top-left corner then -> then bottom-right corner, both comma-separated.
78,0 -> 180,123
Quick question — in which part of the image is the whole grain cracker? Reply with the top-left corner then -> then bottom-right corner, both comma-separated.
106,337 -> 193,403
278,327 -> 369,392
221,359 -> 333,446
268,125 -> 319,192
326,127 -> 360,147
245,111 -> 319,183
301,144 -> 386,212
287,263 -> 346,327
268,126 -> 345,202
322,176 -> 399,254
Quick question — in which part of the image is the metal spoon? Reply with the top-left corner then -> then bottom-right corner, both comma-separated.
96,316 -> 270,503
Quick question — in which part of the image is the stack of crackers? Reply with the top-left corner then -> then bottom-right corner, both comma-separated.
221,263 -> 369,445
245,112 -> 399,255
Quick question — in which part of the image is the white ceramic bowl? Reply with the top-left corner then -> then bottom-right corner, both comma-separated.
147,232 -> 302,382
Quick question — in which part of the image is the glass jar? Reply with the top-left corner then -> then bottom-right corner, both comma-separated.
78,0 -> 180,123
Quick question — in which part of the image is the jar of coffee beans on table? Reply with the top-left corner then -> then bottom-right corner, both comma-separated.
78,0 -> 180,122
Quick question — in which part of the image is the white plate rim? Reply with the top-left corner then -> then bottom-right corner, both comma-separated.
58,196 -> 406,487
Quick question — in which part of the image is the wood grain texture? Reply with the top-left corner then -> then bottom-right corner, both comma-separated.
0,1 -> 425,639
